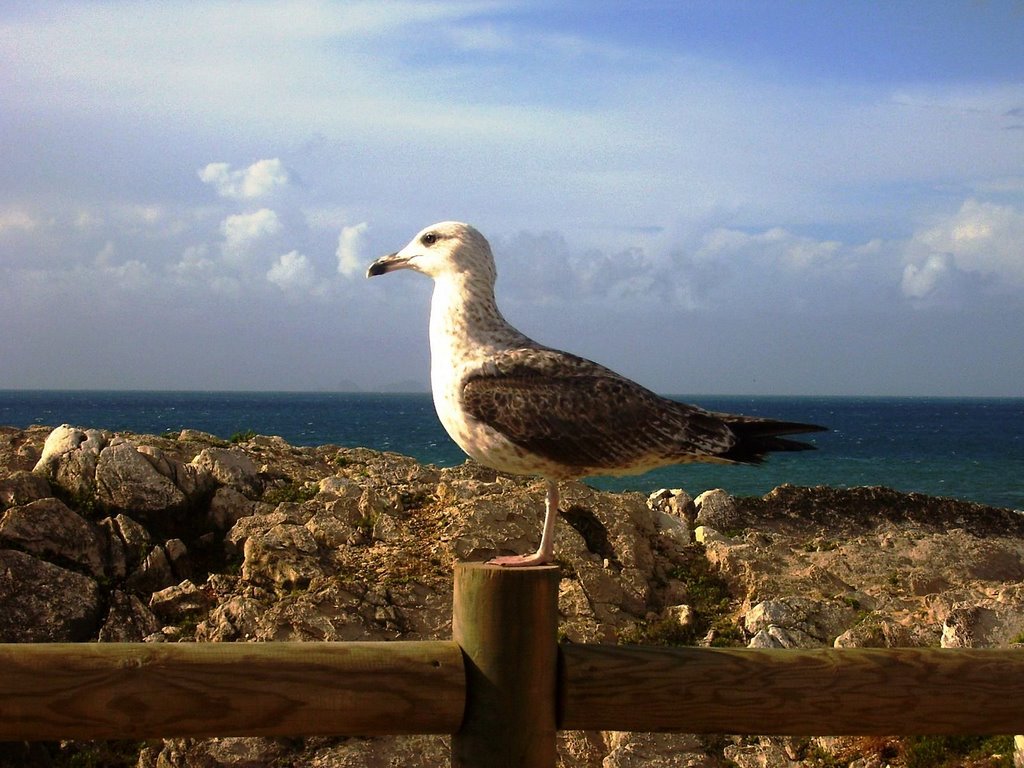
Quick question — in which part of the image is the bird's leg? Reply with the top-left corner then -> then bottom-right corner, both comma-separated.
489,480 -> 559,567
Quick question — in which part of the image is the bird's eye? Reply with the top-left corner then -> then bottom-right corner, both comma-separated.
421,232 -> 437,246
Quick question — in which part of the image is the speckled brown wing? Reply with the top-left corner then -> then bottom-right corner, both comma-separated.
460,347 -> 737,474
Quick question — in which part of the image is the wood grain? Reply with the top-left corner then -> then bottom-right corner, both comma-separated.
560,644 -> 1024,735
0,640 -> 464,740
451,562 -> 560,767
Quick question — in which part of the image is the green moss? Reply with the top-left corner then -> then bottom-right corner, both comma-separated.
229,429 -> 257,443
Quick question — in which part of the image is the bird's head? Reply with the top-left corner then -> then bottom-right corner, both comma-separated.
366,221 -> 496,284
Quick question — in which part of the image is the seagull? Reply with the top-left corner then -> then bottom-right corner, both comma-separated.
367,221 -> 825,567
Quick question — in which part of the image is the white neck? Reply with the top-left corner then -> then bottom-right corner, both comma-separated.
428,272 -> 509,359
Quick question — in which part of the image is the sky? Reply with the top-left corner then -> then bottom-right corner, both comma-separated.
1,1 -> 1023,396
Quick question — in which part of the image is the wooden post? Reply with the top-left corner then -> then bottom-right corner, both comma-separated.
451,562 -> 560,768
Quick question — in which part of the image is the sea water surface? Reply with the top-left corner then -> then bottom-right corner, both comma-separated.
1,391 -> 1022,511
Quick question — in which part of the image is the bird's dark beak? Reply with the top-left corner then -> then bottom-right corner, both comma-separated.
366,252 -> 409,278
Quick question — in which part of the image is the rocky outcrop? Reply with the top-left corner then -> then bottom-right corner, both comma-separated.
0,423 -> 1022,768
0,548 -> 101,642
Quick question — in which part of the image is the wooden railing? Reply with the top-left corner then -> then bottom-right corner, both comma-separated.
2,563 -> 1024,767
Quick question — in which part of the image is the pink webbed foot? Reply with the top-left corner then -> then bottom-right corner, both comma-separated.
487,480 -> 560,568
487,551 -> 554,568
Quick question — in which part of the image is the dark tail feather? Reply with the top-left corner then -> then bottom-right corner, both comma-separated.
718,417 -> 827,464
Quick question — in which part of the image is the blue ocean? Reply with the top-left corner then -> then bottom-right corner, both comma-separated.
1,391 -> 1022,512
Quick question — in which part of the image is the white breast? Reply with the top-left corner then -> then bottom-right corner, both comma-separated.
426,276 -> 564,476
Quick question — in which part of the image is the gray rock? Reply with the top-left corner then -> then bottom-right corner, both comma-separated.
941,603 -> 999,648
0,497 -> 107,577
137,444 -> 214,500
833,614 -> 913,648
744,596 -> 856,646
694,488 -> 742,530
126,544 -> 176,594
139,736 -> 293,768
663,604 -> 695,628
694,525 -> 732,545
648,487 -> 696,522
372,510 -> 404,541
96,516 -> 129,579
0,469 -> 52,507
110,512 -> 152,570
603,732 -> 713,767
95,440 -> 188,518
317,474 -> 361,499
724,738 -> 799,768
208,486 -> 256,531
0,548 -> 100,641
192,447 -> 261,497
98,589 -> 161,642
150,579 -> 213,622
653,510 -> 691,544
241,522 -> 320,590
748,625 -> 817,648
197,595 -> 264,642
10,423 -> 1024,768
165,537 -> 191,581
33,424 -> 107,498
305,503 -> 362,549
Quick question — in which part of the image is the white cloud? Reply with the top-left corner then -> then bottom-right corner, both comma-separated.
220,208 -> 281,257
0,207 -> 39,234
74,210 -> 103,231
103,259 -> 151,291
696,227 -> 842,270
901,253 -> 955,299
336,222 -> 369,277
267,250 -> 314,291
909,199 -> 1024,288
95,240 -> 117,266
199,159 -> 289,200
171,244 -> 215,280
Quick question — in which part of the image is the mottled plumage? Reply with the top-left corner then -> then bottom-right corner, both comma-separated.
367,221 -> 825,566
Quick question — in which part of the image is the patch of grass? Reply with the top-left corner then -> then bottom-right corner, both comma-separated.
902,735 -> 1013,768
841,595 -> 862,611
230,429 -> 257,443
262,481 -> 318,505
50,483 -> 103,518
52,740 -> 145,768
399,488 -> 436,511
801,743 -> 850,768
620,545 -> 740,647
618,613 -> 693,647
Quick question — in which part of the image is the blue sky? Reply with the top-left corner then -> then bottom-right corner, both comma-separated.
1,1 -> 1022,395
